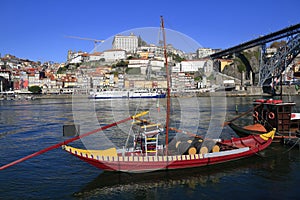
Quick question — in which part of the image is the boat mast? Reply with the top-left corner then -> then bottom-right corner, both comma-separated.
161,16 -> 170,155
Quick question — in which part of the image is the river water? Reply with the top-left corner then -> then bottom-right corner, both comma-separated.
0,95 -> 300,199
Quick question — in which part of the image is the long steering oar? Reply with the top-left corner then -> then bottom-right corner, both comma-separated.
223,103 -> 263,126
0,111 -> 149,170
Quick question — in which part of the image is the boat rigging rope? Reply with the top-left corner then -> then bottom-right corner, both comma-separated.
125,99 -> 142,149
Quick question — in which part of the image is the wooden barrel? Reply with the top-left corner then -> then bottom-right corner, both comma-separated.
191,138 -> 203,145
177,141 -> 190,155
199,144 -> 219,154
199,146 -> 208,154
193,141 -> 203,153
175,137 -> 201,155
212,145 -> 220,152
168,137 -> 181,151
188,147 -> 197,155
187,139 -> 193,144
202,140 -> 216,152
175,141 -> 181,148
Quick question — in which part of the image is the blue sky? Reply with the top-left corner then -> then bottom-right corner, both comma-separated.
1,0 -> 299,63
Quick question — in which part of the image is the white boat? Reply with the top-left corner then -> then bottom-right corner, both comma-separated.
89,89 -> 166,99
128,89 -> 166,98
89,90 -> 128,99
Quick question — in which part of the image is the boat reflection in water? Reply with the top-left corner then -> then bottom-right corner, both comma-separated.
73,143 -> 297,199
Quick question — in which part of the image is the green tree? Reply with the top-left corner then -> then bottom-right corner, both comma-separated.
28,86 -> 42,94
233,58 -> 246,73
138,35 -> 147,47
57,66 -> 68,74
115,60 -> 128,67
171,53 -> 185,62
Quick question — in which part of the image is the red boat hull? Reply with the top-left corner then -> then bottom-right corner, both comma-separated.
64,130 -> 275,173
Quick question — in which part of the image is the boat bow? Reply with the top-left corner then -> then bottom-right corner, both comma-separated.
259,128 -> 276,140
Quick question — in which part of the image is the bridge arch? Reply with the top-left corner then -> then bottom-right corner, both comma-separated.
210,23 -> 300,88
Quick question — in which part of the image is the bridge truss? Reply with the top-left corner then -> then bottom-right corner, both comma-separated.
210,23 -> 300,87
258,33 -> 300,86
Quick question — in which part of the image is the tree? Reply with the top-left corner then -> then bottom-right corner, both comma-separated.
28,86 -> 42,94
115,60 -> 128,67
270,40 -> 287,49
171,53 -> 185,62
233,58 -> 246,73
57,66 -> 68,74
138,35 -> 147,47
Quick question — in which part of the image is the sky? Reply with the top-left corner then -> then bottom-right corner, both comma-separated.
1,0 -> 299,63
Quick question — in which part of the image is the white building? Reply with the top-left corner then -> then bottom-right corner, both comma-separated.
266,47 -> 277,58
128,59 -> 149,68
0,71 -> 10,80
150,60 -> 164,68
28,73 -> 40,87
197,48 -> 215,58
127,59 -> 164,75
86,52 -> 104,62
171,65 -> 180,73
178,60 -> 206,72
68,51 -> 85,64
112,33 -> 138,53
76,74 -> 91,89
103,49 -> 126,62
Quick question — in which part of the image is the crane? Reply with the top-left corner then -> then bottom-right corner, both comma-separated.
65,35 -> 105,50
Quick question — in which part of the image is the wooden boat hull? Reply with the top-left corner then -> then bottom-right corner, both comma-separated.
63,129 -> 275,173
229,123 -> 267,137
229,122 -> 298,142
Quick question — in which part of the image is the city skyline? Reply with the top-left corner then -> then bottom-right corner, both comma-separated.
1,0 -> 299,63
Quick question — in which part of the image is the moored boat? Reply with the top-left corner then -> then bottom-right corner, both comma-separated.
89,90 -> 129,99
63,123 -> 275,172
128,89 -> 166,98
89,89 -> 166,99
229,122 -> 268,137
228,98 -> 300,143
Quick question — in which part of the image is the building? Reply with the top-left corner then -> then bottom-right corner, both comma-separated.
103,49 -> 126,62
266,47 -> 277,58
171,72 -> 195,90
83,52 -> 104,62
218,59 -> 234,72
177,60 -> 206,72
197,48 -> 215,58
128,59 -> 148,67
67,51 -> 86,64
124,79 -> 167,89
112,33 -> 138,53
136,44 -> 158,58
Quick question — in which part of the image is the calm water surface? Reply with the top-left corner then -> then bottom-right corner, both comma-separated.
0,96 -> 300,199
